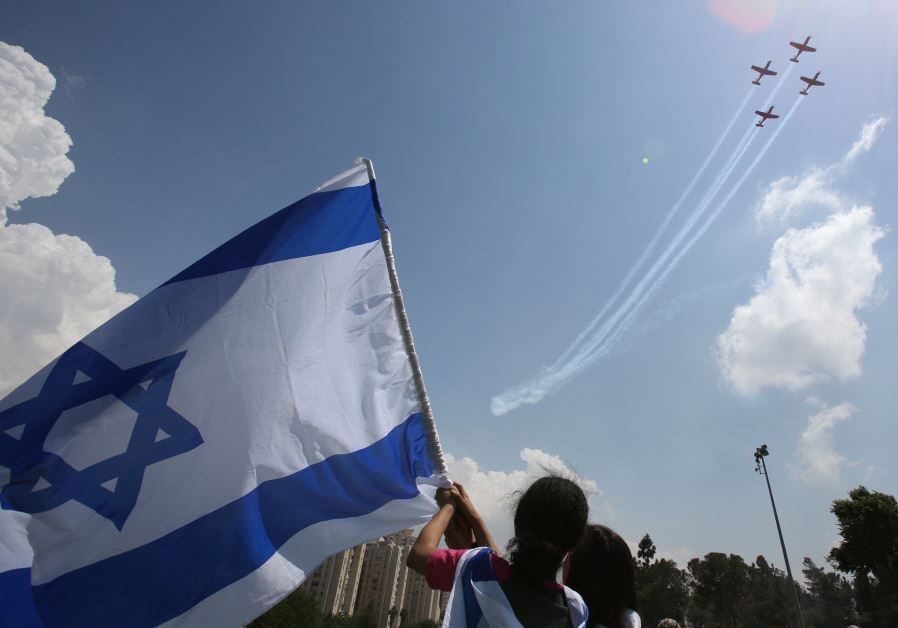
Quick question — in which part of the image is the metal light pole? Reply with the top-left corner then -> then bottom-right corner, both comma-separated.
754,444 -> 806,628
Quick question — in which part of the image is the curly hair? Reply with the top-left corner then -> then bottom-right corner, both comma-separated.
506,476 -> 588,584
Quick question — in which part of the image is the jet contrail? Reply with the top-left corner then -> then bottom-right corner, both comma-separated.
491,125 -> 756,414
492,105 -> 757,414
493,112 -> 763,409
491,70 -> 799,416
551,122 -> 761,378
555,87 -> 755,366
554,64 -> 796,371
570,97 -> 805,370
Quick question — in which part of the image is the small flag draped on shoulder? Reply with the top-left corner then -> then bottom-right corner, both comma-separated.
0,161 -> 448,627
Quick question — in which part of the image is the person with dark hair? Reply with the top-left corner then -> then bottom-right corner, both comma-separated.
564,524 -> 641,628
407,477 -> 590,627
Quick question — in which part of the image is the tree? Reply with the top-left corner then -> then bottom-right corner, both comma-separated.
321,612 -> 378,628
828,486 -> 898,626
801,557 -> 856,628
635,558 -> 689,626
687,552 -> 749,627
637,533 -> 657,570
739,555 -> 799,628
248,588 -> 323,628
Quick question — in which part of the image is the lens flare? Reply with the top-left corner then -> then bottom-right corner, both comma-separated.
708,0 -> 778,33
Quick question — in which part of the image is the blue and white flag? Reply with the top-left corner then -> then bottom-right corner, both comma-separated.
0,162 -> 447,627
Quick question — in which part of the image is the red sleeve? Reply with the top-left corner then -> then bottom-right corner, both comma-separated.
425,549 -> 467,591
489,552 -> 512,583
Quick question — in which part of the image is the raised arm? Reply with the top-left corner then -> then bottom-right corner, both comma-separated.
406,487 -> 458,575
453,482 -> 502,555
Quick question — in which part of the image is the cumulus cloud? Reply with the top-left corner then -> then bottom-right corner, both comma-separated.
0,42 -> 75,224
717,207 -> 884,394
0,42 -> 136,396
0,223 -> 136,395
790,400 -> 854,486
445,448 -> 605,551
754,116 -> 889,227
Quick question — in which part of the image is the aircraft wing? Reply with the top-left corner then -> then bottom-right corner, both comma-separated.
790,41 -> 817,52
752,66 -> 777,76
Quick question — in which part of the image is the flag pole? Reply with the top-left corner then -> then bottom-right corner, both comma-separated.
360,157 -> 449,480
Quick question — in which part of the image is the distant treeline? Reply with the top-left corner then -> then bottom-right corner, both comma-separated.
635,486 -> 897,627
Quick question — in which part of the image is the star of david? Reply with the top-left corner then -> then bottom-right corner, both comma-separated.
0,342 -> 202,530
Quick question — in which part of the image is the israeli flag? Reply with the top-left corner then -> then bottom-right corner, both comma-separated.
0,162 -> 447,627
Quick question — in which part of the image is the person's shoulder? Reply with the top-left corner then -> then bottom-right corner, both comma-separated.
424,548 -> 470,591
487,549 -> 512,582
622,608 -> 642,628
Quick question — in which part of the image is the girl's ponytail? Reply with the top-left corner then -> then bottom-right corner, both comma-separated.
508,475 -> 588,583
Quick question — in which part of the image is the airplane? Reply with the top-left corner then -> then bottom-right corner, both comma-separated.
751,60 -> 778,85
799,71 -> 825,95
754,106 -> 779,128
789,36 -> 816,62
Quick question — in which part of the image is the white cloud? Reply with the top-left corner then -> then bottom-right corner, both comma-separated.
0,42 -> 75,224
790,401 -> 854,486
445,448 -> 605,551
717,207 -> 884,394
0,223 -> 137,396
845,116 -> 889,164
0,42 -> 136,397
754,116 -> 888,227
754,167 -> 842,226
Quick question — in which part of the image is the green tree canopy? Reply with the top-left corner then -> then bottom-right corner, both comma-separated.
635,557 -> 688,626
637,533 -> 657,570
828,486 -> 898,583
828,486 -> 898,627
687,552 -> 749,627
801,557 -> 856,628
247,588 -> 323,628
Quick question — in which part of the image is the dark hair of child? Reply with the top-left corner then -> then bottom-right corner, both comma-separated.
506,475 -> 589,584
564,524 -> 638,627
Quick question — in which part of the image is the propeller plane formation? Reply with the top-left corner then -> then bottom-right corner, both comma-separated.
751,36 -> 825,128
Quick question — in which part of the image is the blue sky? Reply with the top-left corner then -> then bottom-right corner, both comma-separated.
2,1 -> 897,574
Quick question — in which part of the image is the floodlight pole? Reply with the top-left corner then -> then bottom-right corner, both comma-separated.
755,446 -> 806,628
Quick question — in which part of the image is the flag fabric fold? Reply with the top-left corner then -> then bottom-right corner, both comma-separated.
0,162 -> 447,627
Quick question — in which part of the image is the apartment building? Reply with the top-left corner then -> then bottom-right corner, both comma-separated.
300,529 -> 443,626
300,543 -> 366,616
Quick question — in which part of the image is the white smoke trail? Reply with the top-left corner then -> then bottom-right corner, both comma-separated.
574,97 -> 805,369
491,69 -> 798,416
550,123 -> 760,379
555,87 -> 755,366
554,65 -> 796,370
491,117 -> 760,414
